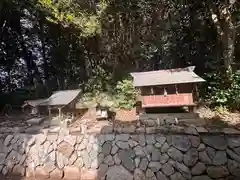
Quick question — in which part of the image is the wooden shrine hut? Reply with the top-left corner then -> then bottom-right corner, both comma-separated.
22,99 -> 48,115
39,89 -> 81,118
131,66 -> 205,112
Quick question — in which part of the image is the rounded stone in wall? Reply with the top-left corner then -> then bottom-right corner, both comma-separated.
114,153 -> 121,165
167,147 -> 183,162
134,146 -> 145,157
227,137 -> 240,149
228,159 -> 240,177
191,162 -> 206,175
174,162 -> 191,179
118,149 -> 135,171
106,165 -> 133,180
91,158 -> 99,169
192,176 -> 212,180
197,144 -> 206,152
171,135 -> 191,152
201,135 -> 227,150
207,166 -> 229,178
148,162 -> 161,172
135,157 -> 140,167
82,150 -> 91,168
146,135 -> 156,145
151,147 -> 161,161
156,171 -> 168,180
139,157 -> 148,171
170,172 -> 185,180
128,139 -> 138,148
162,162 -> 174,176
146,168 -> 155,178
12,164 -> 25,176
64,166 -> 81,180
50,168 -> 63,179
138,135 -> 146,146
35,166 -> 50,179
57,141 -> 74,158
183,148 -> 198,166
161,142 -> 170,153
188,135 -> 201,148
233,147 -> 240,156
134,168 -> 146,180
116,141 -> 129,149
115,134 -> 129,142
199,151 -> 211,165
98,163 -> 108,178
206,147 -> 216,160
4,135 -> 14,147
156,136 -> 166,147
73,157 -> 83,168
102,141 -> 112,156
212,151 -> 227,165
160,153 -> 169,164
104,155 -> 114,166
69,152 -> 78,165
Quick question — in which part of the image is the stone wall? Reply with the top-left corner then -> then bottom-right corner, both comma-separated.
1,126 -> 240,180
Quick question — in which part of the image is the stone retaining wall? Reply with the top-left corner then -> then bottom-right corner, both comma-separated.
1,126 -> 240,180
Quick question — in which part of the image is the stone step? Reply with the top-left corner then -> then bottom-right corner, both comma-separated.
139,117 -> 206,127
140,113 -> 198,121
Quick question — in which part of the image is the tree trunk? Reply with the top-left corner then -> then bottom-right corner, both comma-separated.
222,20 -> 235,77
209,2 -> 235,79
39,17 -> 50,95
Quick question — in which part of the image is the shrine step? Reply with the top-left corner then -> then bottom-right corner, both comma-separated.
139,113 -> 198,120
139,113 -> 205,126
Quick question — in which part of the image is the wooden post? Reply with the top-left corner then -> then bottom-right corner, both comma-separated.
194,84 -> 199,101
58,108 -> 62,119
150,87 -> 154,95
48,107 -> 52,119
164,86 -> 167,96
175,84 -> 178,94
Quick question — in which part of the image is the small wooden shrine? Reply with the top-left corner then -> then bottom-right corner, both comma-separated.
131,66 -> 205,111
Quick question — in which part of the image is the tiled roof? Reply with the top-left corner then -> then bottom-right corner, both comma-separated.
131,66 -> 205,87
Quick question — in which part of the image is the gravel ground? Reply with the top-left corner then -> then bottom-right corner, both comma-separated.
196,106 -> 240,127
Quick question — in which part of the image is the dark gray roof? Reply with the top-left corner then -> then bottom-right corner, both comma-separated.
39,89 -> 81,106
131,66 -> 205,87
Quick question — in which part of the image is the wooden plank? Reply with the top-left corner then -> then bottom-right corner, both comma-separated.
142,104 -> 196,108
142,93 -> 194,107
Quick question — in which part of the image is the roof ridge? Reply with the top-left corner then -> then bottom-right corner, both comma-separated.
131,66 -> 195,76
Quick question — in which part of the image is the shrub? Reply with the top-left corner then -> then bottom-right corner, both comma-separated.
205,70 -> 240,109
114,78 -> 137,109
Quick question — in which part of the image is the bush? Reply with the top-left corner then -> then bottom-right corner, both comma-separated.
80,78 -> 137,110
205,70 -> 240,109
114,78 -> 137,109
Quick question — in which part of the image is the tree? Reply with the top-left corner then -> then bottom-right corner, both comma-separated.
208,0 -> 240,78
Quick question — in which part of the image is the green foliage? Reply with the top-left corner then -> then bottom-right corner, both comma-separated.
205,70 -> 240,109
114,79 -> 137,109
78,92 -> 114,108
37,0 -> 101,36
1,0 -> 240,111
79,78 -> 137,110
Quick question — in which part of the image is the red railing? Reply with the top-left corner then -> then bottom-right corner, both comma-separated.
142,93 -> 194,107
